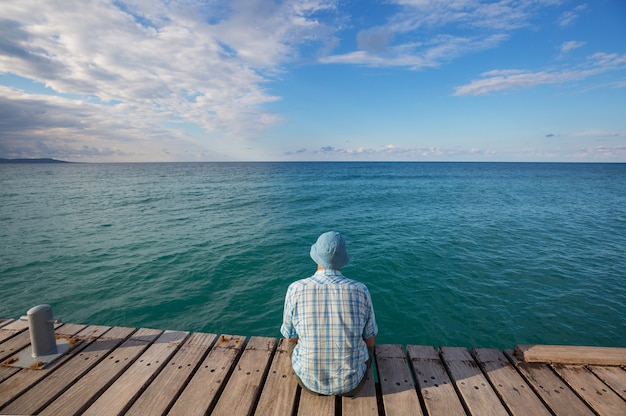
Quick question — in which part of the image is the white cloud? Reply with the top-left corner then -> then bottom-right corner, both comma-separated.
574,146 -> 626,160
321,0 -> 556,69
454,52 -> 626,95
0,0 -> 338,161
560,40 -> 586,54
0,85 -> 227,161
284,143 -> 498,160
557,4 -> 589,28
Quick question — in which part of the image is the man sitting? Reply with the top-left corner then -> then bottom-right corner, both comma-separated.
280,231 -> 378,396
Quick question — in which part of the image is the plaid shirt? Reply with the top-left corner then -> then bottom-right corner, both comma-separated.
280,269 -> 378,395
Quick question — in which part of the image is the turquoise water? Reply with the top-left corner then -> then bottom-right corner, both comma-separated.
1,162 -> 625,349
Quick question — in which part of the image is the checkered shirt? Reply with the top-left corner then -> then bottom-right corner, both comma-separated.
280,269 -> 378,395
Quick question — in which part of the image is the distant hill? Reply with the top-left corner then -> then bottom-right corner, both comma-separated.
0,158 -> 71,164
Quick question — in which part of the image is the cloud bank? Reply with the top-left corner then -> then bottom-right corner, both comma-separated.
0,1 -> 624,162
0,0 -> 337,160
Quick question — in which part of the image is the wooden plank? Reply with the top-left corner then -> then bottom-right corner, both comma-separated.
82,330 -> 189,416
37,327 -> 161,416
0,366 -> 19,384
0,322 -> 27,383
1,326 -> 135,416
125,332 -> 217,416
376,344 -> 423,416
0,319 -> 15,329
589,365 -> 626,401
504,349 -> 595,416
167,334 -> 245,416
254,338 -> 299,416
552,364 -> 626,416
472,348 -> 551,416
212,336 -> 276,416
406,345 -> 466,416
515,344 -> 626,366
0,324 -> 105,409
0,319 -> 28,343
297,391 -> 335,416
341,365 -> 378,416
440,346 -> 508,416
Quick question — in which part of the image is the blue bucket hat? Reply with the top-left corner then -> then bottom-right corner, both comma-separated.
310,231 -> 350,269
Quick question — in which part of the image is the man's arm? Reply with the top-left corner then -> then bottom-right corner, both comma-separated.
364,336 -> 375,347
286,337 -> 298,343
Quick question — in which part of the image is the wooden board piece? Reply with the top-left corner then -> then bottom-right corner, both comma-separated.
472,348 -> 551,416
406,345 -> 465,416
553,364 -> 626,416
297,391 -> 335,416
82,330 -> 189,416
167,334 -> 245,416
504,349 -> 595,416
1,326 -> 135,415
588,365 -> 626,401
441,346 -> 508,416
341,365 -> 378,416
211,336 -> 276,416
0,324 -> 105,409
0,319 -> 15,329
0,319 -> 29,343
254,338 -> 299,416
0,366 -> 19,384
515,344 -> 626,366
38,327 -> 162,416
125,332 -> 217,416
376,344 -> 423,416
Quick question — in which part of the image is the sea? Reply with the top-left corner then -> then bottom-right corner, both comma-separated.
1,162 -> 625,349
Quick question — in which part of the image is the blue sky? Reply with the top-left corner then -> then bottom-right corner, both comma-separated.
1,0 -> 625,162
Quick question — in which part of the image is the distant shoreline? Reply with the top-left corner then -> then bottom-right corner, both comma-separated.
0,158 -> 71,164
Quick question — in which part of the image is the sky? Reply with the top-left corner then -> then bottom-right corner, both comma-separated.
0,0 -> 625,162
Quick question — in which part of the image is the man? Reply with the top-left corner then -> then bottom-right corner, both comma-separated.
280,231 -> 378,396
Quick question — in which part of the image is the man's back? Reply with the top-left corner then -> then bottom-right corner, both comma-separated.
281,268 -> 377,395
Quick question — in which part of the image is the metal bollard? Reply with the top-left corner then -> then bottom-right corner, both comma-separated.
23,304 -> 61,357
6,304 -> 72,369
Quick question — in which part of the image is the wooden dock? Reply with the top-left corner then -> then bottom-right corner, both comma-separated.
1,317 -> 625,415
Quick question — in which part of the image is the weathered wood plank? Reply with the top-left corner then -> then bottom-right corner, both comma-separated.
472,348 -> 551,416
297,390 -> 335,416
441,346 -> 508,416
0,319 -> 28,343
167,334 -> 245,416
211,336 -> 276,416
552,364 -> 626,416
376,344 -> 423,416
588,365 -> 626,401
0,366 -> 19,384
2,317 -> 623,416
37,327 -> 162,416
254,338 -> 299,416
341,365 -> 378,416
0,319 -> 15,329
0,321 -> 27,383
0,324 -> 104,409
406,345 -> 466,416
504,349 -> 595,416
82,330 -> 189,416
516,344 -> 626,366
124,332 -> 217,416
1,326 -> 134,415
